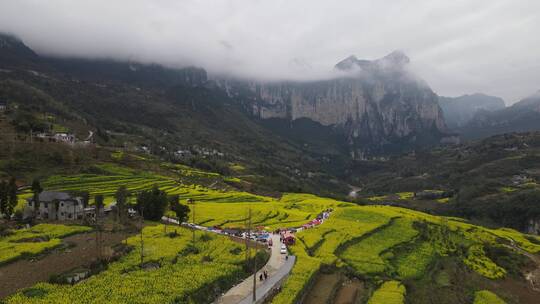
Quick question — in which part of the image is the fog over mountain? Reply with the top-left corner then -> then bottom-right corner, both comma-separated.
1,0 -> 539,102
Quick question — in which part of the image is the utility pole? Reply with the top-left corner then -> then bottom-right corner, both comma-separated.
140,206 -> 144,267
245,209 -> 249,263
188,198 -> 195,244
95,216 -> 101,260
249,208 -> 256,302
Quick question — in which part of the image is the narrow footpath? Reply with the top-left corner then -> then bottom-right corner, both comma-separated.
215,234 -> 295,304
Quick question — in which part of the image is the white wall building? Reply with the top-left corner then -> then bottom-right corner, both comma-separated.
25,191 -> 84,221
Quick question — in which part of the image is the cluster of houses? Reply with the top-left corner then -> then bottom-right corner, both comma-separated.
174,147 -> 225,159
35,132 -> 77,144
511,174 -> 534,186
136,145 -> 225,160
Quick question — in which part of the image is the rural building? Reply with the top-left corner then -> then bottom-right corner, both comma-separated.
511,175 -> 533,186
35,132 -> 76,144
24,191 -> 84,220
0,101 -> 6,112
53,133 -> 75,143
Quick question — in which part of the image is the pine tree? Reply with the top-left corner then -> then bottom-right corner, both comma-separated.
0,180 -> 7,217
7,177 -> 17,217
95,194 -> 104,218
115,186 -> 130,223
31,179 -> 43,218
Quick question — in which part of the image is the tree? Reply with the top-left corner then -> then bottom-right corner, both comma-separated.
115,186 -> 130,223
69,190 -> 90,221
77,191 -> 89,209
53,199 -> 60,220
7,177 -> 17,217
76,191 -> 90,221
0,181 -> 7,218
94,194 -> 105,259
31,179 -> 43,218
95,194 -> 104,219
136,184 -> 167,221
170,198 -> 190,225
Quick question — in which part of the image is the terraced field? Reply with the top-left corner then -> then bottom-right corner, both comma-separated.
0,224 -> 92,265
367,281 -> 406,304
272,202 -> 540,304
5,225 -> 250,304
193,193 -> 341,229
7,160 -> 540,304
340,218 -> 419,275
18,163 -> 269,208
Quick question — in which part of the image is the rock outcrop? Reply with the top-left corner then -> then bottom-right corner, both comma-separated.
218,51 -> 448,156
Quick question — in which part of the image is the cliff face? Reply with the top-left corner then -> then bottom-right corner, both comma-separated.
439,93 -> 506,129
223,51 -> 447,156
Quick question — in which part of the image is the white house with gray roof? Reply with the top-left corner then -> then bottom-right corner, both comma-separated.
24,191 -> 84,221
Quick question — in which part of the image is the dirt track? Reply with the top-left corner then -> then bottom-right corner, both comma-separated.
0,231 -> 133,298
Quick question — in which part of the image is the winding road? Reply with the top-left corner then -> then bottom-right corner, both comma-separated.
161,217 -> 297,303
216,234 -> 295,304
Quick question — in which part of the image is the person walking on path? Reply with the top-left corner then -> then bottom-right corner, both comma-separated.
259,273 -> 263,281
263,270 -> 268,280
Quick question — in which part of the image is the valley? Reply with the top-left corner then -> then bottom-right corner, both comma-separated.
1,7 -> 540,303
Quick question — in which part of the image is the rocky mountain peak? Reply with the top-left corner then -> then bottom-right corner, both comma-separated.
0,33 -> 21,48
334,55 -> 360,70
379,50 -> 410,66
335,50 -> 410,72
0,33 -> 40,69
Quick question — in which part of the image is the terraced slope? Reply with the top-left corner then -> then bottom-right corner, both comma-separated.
272,201 -> 540,304
5,225 -> 251,304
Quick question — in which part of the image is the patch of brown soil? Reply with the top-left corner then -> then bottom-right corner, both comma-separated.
0,231 -> 134,299
334,278 -> 365,304
496,276 -> 540,304
303,273 -> 341,304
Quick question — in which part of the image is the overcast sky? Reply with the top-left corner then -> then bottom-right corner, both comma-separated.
1,0 -> 539,103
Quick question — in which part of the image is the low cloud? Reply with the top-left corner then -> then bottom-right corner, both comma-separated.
1,0 -> 539,103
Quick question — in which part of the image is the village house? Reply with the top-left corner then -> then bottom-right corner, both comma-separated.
511,174 -> 533,186
53,132 -> 76,144
24,191 -> 84,220
0,101 -> 6,112
35,132 -> 76,144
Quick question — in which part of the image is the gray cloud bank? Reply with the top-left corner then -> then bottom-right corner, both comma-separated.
1,0 -> 539,103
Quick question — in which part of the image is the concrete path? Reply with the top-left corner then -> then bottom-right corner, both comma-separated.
216,234 -> 293,304
160,217 -> 297,303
